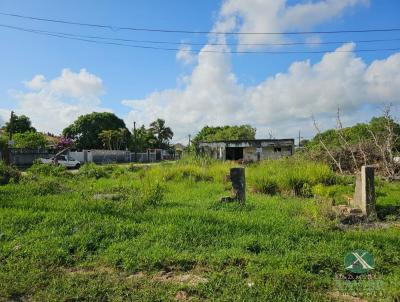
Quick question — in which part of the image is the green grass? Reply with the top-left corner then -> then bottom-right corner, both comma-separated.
0,159 -> 399,301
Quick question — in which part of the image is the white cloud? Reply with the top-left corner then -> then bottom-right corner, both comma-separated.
176,45 -> 197,65
4,68 -> 110,134
0,108 -> 10,127
122,0 -> 391,143
24,75 -> 46,90
365,53 -> 400,101
123,43 -> 400,142
215,0 -> 368,49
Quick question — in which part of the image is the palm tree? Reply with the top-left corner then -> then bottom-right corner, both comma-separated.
149,119 -> 173,149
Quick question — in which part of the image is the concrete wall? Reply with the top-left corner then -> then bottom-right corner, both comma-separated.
86,150 -> 131,164
68,149 -> 170,164
69,151 -> 85,163
199,139 -> 294,162
243,146 -> 292,162
8,149 -> 55,167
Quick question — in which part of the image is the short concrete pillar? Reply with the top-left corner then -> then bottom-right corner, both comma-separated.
230,167 -> 245,203
352,166 -> 376,216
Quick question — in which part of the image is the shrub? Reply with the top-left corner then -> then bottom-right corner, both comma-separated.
141,182 -> 165,207
28,178 -> 69,195
77,163 -> 110,179
0,161 -> 20,185
252,177 -> 279,195
27,161 -> 67,177
312,183 -> 353,205
248,157 -> 337,197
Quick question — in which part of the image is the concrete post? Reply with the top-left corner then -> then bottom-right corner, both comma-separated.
230,167 -> 246,203
352,165 -> 376,216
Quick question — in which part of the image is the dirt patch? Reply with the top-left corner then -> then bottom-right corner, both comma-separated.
127,271 -> 146,279
61,266 -> 117,276
153,271 -> 208,286
174,291 -> 189,301
328,291 -> 369,302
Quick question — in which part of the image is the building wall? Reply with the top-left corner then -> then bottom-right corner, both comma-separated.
199,139 -> 294,161
8,149 -> 55,167
243,146 -> 292,162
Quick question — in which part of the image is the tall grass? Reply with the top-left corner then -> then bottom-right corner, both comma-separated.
247,157 -> 337,197
0,161 -> 20,185
144,155 -> 234,184
0,158 -> 399,301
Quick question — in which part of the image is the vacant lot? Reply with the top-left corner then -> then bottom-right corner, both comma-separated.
1,158 -> 399,301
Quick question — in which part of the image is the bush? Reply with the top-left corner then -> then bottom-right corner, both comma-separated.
26,178 -> 69,195
312,183 -> 353,205
0,161 -> 20,185
252,177 -> 279,195
141,182 -> 165,207
27,161 -> 68,177
77,163 -> 111,179
248,157 -> 337,197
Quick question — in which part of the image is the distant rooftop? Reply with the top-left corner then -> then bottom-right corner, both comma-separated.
199,138 -> 294,144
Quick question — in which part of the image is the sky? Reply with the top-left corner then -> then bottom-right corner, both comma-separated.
0,0 -> 400,143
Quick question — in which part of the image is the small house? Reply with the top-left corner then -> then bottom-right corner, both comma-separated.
198,139 -> 294,161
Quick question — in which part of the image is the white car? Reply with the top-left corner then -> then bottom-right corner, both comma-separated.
39,155 -> 81,169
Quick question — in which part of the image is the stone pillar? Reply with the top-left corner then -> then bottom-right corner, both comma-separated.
230,167 -> 245,203
352,165 -> 376,216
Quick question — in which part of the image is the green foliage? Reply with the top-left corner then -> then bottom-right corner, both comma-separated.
63,112 -> 129,150
0,159 -> 399,301
98,128 -> 130,150
145,155 -> 233,184
4,113 -> 36,134
77,163 -> 112,179
13,131 -> 47,149
0,134 -> 7,150
23,177 -> 69,196
192,124 -> 256,145
0,161 -> 20,185
130,124 -> 156,152
27,161 -> 67,178
248,157 -> 337,197
308,116 -> 400,151
141,181 -> 165,206
148,118 -> 174,149
252,177 -> 279,195
312,184 -> 354,205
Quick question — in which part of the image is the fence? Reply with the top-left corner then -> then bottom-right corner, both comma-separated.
7,148 -> 55,167
68,149 -> 176,164
2,148 -> 176,167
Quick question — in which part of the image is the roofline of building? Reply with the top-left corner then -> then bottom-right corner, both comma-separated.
198,138 -> 295,144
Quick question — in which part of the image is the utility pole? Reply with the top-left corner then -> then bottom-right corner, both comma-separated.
133,121 -> 137,162
9,111 -> 15,141
298,130 -> 301,148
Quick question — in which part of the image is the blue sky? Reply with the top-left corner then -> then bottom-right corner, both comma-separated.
0,0 -> 400,142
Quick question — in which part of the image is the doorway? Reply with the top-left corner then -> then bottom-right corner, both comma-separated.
226,147 -> 243,160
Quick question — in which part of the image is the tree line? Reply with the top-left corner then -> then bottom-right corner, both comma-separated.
308,106 -> 400,179
0,111 -> 174,152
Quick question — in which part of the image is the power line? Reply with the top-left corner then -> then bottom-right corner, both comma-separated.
1,11 -> 400,35
1,23 -> 400,47
1,23 -> 400,54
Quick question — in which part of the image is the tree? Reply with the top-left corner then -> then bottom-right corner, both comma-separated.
4,112 -> 36,136
57,137 -> 74,150
99,128 -> 129,150
13,131 -> 47,149
63,112 -> 130,150
149,119 -> 173,149
192,125 -> 256,145
310,105 -> 400,177
130,125 -> 156,152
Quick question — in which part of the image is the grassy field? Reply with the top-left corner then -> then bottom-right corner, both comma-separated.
0,157 -> 399,301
